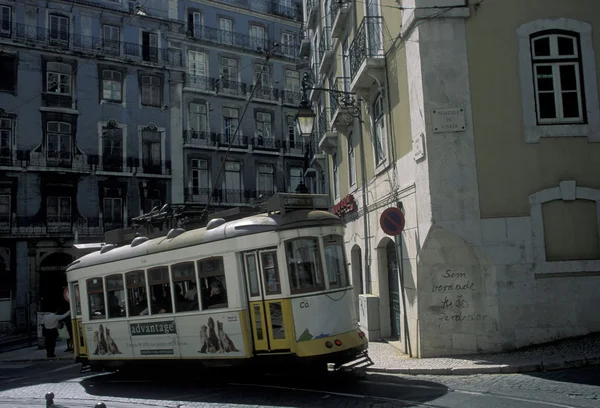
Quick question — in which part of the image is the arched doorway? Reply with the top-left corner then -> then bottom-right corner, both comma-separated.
39,252 -> 73,313
350,245 -> 363,318
386,240 -> 401,339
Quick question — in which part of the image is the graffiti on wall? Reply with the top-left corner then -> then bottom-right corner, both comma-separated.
432,269 -> 488,322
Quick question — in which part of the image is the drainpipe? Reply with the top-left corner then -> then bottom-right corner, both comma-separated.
357,119 -> 371,294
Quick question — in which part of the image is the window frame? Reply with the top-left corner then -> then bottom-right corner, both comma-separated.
196,256 -> 229,310
140,74 -> 162,107
284,236 -> 326,295
101,69 -> 123,102
517,18 -> 600,143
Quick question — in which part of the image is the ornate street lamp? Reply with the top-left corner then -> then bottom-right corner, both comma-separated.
295,72 -> 361,137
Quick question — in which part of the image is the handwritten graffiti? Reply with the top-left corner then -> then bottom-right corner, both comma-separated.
432,269 -> 486,324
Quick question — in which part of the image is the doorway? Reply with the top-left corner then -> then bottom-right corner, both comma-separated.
386,240 -> 401,339
39,251 -> 73,313
243,249 -> 292,353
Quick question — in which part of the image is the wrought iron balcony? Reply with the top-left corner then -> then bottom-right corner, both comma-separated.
4,24 -> 183,67
252,137 -> 280,151
283,89 -> 302,106
215,78 -> 248,97
299,26 -> 311,57
42,93 -> 74,110
185,188 -> 254,205
141,160 -> 172,175
212,0 -> 302,21
348,16 -> 385,94
317,107 -> 338,155
318,26 -> 334,75
185,24 -> 297,60
329,76 -> 354,129
183,131 -> 250,148
0,215 -> 103,238
306,0 -> 319,28
250,84 -> 280,102
331,0 -> 351,38
186,75 -> 215,92
308,134 -> 326,171
282,140 -> 309,156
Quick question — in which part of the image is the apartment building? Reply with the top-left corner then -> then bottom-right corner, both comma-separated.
0,0 -> 303,332
304,0 -> 600,357
168,0 -> 306,209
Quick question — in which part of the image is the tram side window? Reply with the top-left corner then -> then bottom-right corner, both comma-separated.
86,278 -> 106,320
285,237 -> 325,294
126,270 -> 148,316
197,257 -> 228,309
171,262 -> 199,313
148,266 -> 173,314
73,283 -> 82,316
106,274 -> 126,318
323,234 -> 349,289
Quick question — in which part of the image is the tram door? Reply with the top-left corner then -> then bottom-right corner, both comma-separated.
243,249 -> 292,353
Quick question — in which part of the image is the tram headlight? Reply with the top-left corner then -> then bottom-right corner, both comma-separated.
334,339 -> 342,347
325,341 -> 333,348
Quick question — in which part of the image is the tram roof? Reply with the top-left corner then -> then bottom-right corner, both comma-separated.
66,194 -> 340,273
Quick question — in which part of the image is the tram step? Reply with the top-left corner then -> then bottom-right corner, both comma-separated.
338,351 -> 374,372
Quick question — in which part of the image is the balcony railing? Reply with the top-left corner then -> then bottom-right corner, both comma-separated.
185,24 -> 298,60
318,108 -> 328,140
185,188 -> 277,205
42,93 -> 74,109
4,24 -> 183,67
318,26 -> 332,64
252,137 -> 280,151
213,0 -> 302,21
183,131 -> 251,148
283,89 -> 302,106
0,215 -> 105,237
349,16 -> 384,81
250,84 -> 280,102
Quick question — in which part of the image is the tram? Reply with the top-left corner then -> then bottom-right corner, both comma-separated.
65,193 -> 370,373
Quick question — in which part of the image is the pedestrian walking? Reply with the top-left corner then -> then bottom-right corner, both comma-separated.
41,309 -> 71,358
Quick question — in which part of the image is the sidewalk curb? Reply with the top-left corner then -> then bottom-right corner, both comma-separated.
365,354 -> 600,376
0,356 -> 73,363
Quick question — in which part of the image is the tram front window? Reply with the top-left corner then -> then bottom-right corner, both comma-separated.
285,237 -> 325,294
86,278 -> 105,320
148,266 -> 173,314
323,234 -> 349,289
126,270 -> 148,316
106,274 -> 126,318
171,262 -> 199,313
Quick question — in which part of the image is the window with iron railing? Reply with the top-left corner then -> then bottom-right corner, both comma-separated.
103,25 -> 120,55
102,70 -> 122,102
46,121 -> 72,164
0,118 -> 12,162
257,163 -> 274,193
101,127 -> 123,171
47,196 -> 71,223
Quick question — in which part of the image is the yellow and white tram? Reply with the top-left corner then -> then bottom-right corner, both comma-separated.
65,193 -> 369,373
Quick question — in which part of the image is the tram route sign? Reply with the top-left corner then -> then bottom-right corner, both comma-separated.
380,207 -> 405,236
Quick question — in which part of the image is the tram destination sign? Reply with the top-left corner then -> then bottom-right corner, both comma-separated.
130,320 -> 177,336
266,193 -> 330,214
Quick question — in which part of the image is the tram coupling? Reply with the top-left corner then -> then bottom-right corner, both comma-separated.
335,350 -> 374,374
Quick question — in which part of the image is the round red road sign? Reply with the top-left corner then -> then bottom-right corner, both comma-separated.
380,207 -> 406,236
64,287 -> 70,302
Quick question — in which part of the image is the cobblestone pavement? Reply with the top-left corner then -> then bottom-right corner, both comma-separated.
0,343 -> 73,362
367,332 -> 600,375
4,360 -> 599,407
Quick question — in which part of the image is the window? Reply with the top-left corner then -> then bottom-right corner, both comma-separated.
141,75 -> 161,107
287,116 -> 297,147
188,11 -> 203,38
531,33 -> 584,124
72,283 -> 81,316
220,57 -> 238,92
255,112 -> 272,140
102,25 -> 120,55
46,121 -> 71,162
372,94 -> 387,165
46,62 -> 71,95
332,153 -> 339,198
47,196 -> 71,223
189,102 -> 208,134
102,187 -> 123,226
281,32 -> 295,57
342,39 -> 351,91
285,237 -> 325,294
142,129 -> 161,170
101,126 -> 123,171
106,274 -> 125,319
289,166 -> 303,192
143,188 -> 162,213
188,51 -> 208,88
261,251 -> 281,295
0,55 -> 16,92
257,163 -> 274,193
223,107 -> 239,141
254,64 -> 270,97
126,270 -> 148,316
142,31 -> 158,62
323,234 -> 349,289
197,257 -> 228,309
517,19 -> 600,143
219,18 -> 233,44
49,14 -> 69,44
191,159 -> 209,196
224,161 -> 241,193
171,262 -> 199,313
101,70 -> 122,102
0,5 -> 11,37
0,117 -> 12,159
348,131 -> 356,187
250,25 -> 266,50
0,190 -> 10,225
87,278 -> 105,320
148,266 -> 172,314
